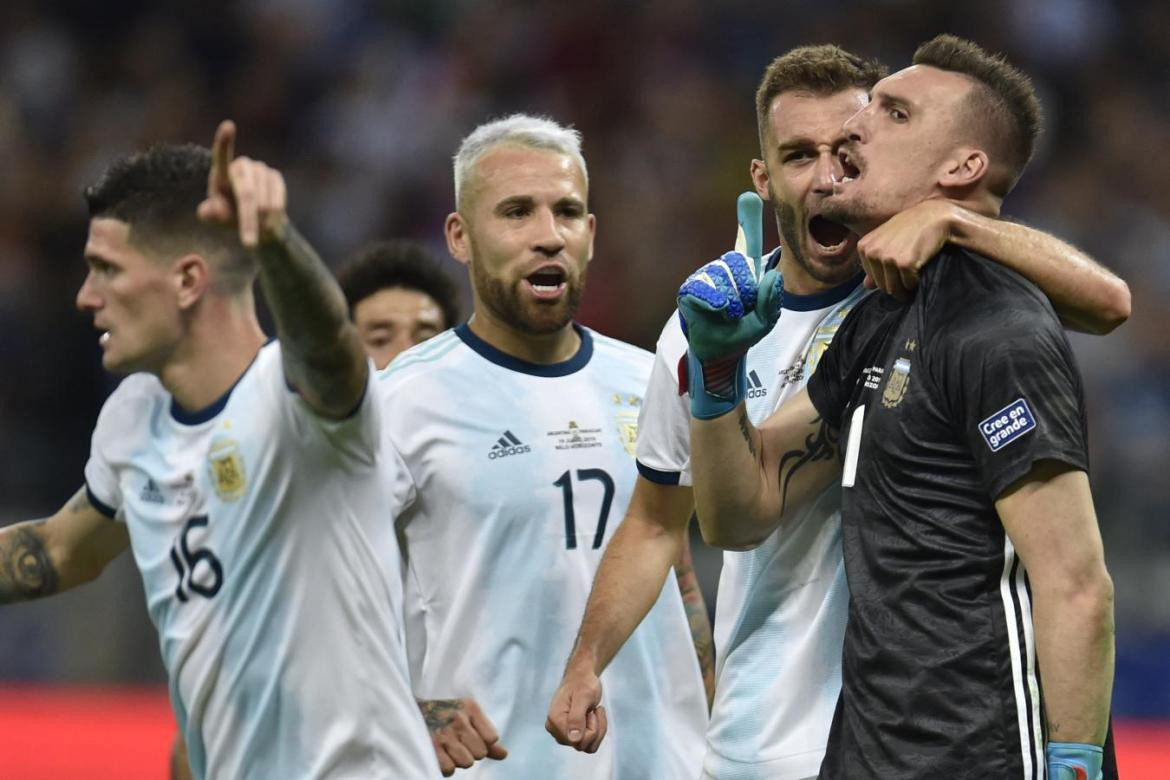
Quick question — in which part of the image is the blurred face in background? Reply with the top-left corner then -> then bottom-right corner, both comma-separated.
827,65 -> 973,232
76,218 -> 186,375
751,88 -> 869,291
352,286 -> 446,369
446,144 -> 595,336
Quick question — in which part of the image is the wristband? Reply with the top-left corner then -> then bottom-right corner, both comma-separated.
687,348 -> 747,419
1047,741 -> 1103,780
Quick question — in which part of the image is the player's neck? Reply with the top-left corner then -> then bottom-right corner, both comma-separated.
159,298 -> 267,413
777,249 -> 853,297
466,310 -> 581,365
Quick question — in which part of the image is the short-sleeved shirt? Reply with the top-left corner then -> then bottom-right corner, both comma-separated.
85,342 -> 438,780
807,247 -> 1094,779
638,254 -> 866,780
378,324 -> 708,780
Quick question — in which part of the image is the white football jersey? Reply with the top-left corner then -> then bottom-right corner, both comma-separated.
84,342 -> 438,780
379,324 -> 708,780
637,256 -> 868,780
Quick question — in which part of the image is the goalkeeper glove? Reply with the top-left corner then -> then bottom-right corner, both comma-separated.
677,251 -> 783,419
1047,742 -> 1103,780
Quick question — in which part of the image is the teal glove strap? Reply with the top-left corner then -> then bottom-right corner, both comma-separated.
1047,742 -> 1103,780
686,348 -> 748,419
676,253 -> 783,420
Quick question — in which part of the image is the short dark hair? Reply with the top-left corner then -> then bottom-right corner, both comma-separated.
84,144 -> 252,285
912,34 -> 1042,196
755,45 -> 888,150
337,240 -> 461,330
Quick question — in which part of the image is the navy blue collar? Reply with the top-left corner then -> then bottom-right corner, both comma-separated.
170,343 -> 266,425
455,322 -> 593,377
783,273 -> 865,312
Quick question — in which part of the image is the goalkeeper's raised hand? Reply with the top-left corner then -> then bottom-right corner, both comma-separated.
677,251 -> 783,419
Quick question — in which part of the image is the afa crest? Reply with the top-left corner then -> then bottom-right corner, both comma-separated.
208,437 -> 246,502
882,357 -> 911,409
618,417 -> 639,458
613,393 -> 641,458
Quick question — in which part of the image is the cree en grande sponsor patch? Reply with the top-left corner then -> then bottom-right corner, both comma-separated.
979,398 -> 1036,452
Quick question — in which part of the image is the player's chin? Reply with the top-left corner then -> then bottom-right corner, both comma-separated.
804,246 -> 863,287
519,302 -> 575,334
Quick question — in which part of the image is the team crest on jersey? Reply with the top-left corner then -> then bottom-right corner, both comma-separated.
616,414 -> 639,458
882,358 -> 911,408
613,393 -> 642,457
207,437 -> 246,501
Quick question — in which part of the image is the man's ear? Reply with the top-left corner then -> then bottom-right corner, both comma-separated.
939,148 -> 989,191
445,212 -> 471,268
174,254 -> 210,310
750,159 -> 770,203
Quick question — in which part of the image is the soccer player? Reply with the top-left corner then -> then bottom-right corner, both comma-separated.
0,122 -> 440,779
378,114 -> 709,778
338,239 -> 462,369
682,36 -> 1116,779
546,44 -> 1129,780
171,240 -> 475,779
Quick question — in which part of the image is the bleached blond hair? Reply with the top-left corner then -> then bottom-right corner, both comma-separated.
452,113 -> 588,210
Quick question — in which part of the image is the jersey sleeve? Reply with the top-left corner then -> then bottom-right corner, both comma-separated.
83,399 -> 123,520
282,352 -> 383,465
382,432 -> 418,521
635,313 -> 693,487
82,378 -> 153,521
938,310 -> 1088,500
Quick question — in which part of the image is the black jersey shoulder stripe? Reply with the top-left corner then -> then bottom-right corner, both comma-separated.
1000,538 -> 1045,779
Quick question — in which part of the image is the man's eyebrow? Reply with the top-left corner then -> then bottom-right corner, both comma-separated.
494,195 -> 535,211
775,137 -> 816,154
875,90 -> 913,110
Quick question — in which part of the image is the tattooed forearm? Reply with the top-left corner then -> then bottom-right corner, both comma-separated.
256,224 -> 352,360
417,699 -> 464,735
256,224 -> 366,413
737,407 -> 758,460
675,521 -> 715,708
776,415 -> 839,515
0,521 -> 60,604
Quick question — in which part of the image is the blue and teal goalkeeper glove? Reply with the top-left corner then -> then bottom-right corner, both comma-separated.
1047,742 -> 1103,780
677,251 -> 783,419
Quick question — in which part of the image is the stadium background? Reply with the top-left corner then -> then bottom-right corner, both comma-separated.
1,0 -> 1167,775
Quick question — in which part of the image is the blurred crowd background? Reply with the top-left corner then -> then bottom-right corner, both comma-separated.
1,0 -> 1167,720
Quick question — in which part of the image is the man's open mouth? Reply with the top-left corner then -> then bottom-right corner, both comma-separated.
525,267 -> 567,298
837,148 -> 860,183
808,215 -> 851,253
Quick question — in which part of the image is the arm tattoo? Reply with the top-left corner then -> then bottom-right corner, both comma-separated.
0,521 -> 60,604
417,698 -> 464,735
776,415 -> 839,515
737,407 -> 758,459
675,520 -> 715,707
256,225 -> 364,413
256,225 -> 352,360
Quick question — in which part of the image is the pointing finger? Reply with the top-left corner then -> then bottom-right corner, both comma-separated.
209,120 -> 236,197
230,159 -> 259,248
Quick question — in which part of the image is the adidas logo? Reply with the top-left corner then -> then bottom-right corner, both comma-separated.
747,370 -> 767,399
140,478 -> 165,504
488,430 -> 531,460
